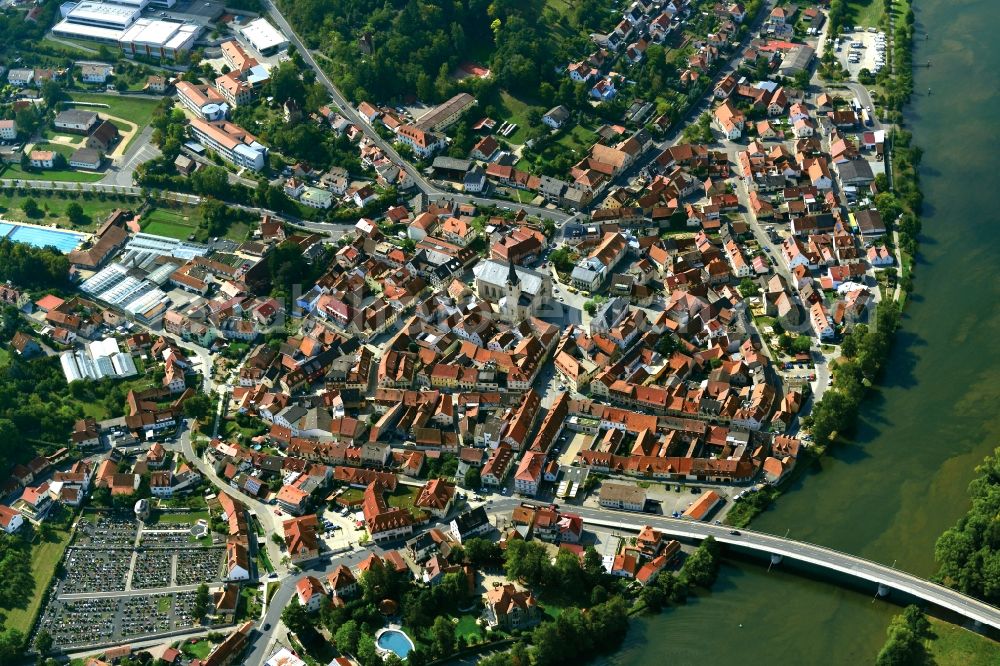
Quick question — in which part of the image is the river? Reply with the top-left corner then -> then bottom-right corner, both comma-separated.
607,0 -> 1000,662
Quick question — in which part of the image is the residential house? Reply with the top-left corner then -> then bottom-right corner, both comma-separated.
449,506 -> 491,544
484,583 -> 540,630
296,576 -> 326,612
415,478 -> 455,519
284,514 -> 321,564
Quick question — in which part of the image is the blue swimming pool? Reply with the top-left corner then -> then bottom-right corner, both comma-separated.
376,629 -> 414,658
3,224 -> 84,253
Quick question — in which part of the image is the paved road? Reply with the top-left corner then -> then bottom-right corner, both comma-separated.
263,0 -> 571,224
585,0 -> 779,211
101,124 -> 161,187
487,498 -> 1000,630
58,583 -> 202,601
262,0 -> 435,195
244,547 -> 382,665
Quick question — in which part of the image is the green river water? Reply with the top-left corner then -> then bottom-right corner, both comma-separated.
607,0 -> 1000,662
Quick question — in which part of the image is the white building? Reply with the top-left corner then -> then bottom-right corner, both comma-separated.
188,118 -> 267,171
78,62 -> 114,83
120,19 -> 201,60
54,1 -> 140,44
299,186 -> 333,209
60,337 -> 138,383
240,18 -> 288,55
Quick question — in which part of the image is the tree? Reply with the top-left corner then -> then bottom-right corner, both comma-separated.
356,633 -> 378,666
190,167 -> 231,199
875,605 -> 932,666
679,536 -> 720,588
792,336 -> 813,355
281,598 -> 311,636
194,583 -> 210,620
65,202 -> 88,227
21,198 -> 41,218
34,628 -> 53,655
463,467 -> 481,490
271,533 -> 285,548
430,615 -> 456,658
464,537 -> 502,568
334,619 -> 360,654
738,277 -> 758,298
0,628 -> 25,663
269,61 -> 306,107
359,563 -> 392,602
41,79 -> 66,108
183,393 -> 214,422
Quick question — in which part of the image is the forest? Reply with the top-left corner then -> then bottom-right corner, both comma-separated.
935,447 -> 1000,605
277,0 -> 606,104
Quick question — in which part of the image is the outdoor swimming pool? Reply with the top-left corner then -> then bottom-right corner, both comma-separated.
376,628 -> 414,658
0,222 -> 84,253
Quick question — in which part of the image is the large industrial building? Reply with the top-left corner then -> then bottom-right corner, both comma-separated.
78,233 -> 210,324
52,0 -> 201,59
119,19 -> 200,59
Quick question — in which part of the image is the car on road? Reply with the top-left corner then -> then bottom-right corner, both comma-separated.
729,530 -> 741,536
263,623 -> 271,630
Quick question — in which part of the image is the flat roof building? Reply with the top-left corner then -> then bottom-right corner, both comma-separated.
53,1 -> 140,42
120,19 -> 201,60
240,18 -> 288,55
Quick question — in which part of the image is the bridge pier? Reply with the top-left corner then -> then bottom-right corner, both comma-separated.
766,553 -> 782,572
877,583 -> 890,598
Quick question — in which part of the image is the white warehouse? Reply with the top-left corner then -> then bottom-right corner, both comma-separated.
60,337 -> 138,383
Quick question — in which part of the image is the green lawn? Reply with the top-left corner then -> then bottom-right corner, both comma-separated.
928,619 -> 1000,665
454,614 -> 481,639
338,488 -> 364,504
0,347 -> 10,366
846,0 -> 886,28
555,124 -> 599,155
67,93 -> 159,128
387,486 -> 429,520
140,206 -> 203,240
499,91 -> 543,145
1,160 -> 105,184
140,206 -> 248,242
152,510 -> 210,525
0,192 -> 132,230
41,36 -> 98,56
181,638 -> 213,659
157,596 -> 171,613
0,527 -> 73,634
63,373 -> 158,420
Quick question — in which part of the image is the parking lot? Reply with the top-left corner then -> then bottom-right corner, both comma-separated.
834,27 -> 888,79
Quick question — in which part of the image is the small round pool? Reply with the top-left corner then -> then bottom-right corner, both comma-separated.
376,628 -> 414,659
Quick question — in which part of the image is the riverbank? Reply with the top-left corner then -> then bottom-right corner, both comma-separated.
723,1 -> 923,530
610,0 -> 1000,659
